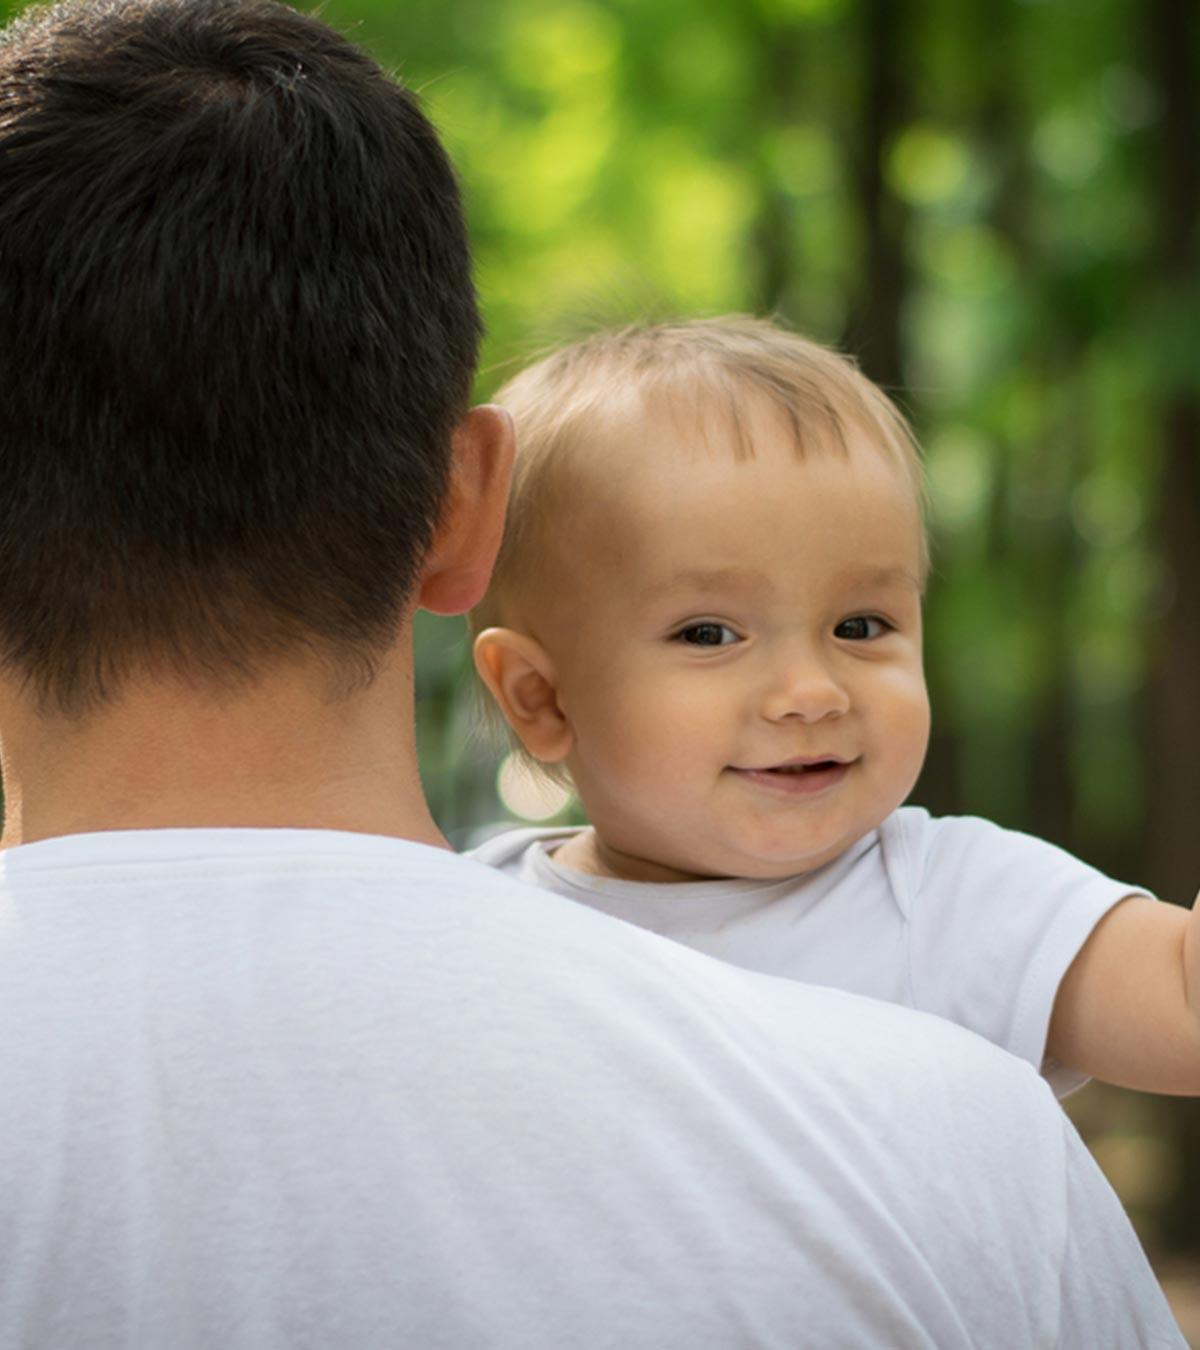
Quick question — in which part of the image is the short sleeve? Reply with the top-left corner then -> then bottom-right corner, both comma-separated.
886,810 -> 1145,1095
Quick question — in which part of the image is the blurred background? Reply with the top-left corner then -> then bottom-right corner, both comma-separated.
4,0 -> 1196,1324
312,0 -> 1200,1315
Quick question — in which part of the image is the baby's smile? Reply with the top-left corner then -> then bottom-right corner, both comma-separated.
727,757 -> 855,798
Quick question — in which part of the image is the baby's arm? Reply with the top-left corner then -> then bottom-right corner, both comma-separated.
1047,892 -> 1200,1093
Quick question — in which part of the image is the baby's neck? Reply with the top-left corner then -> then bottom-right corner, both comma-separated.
552,828 -> 726,884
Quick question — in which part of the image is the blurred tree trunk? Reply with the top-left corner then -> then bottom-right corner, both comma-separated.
844,0 -> 908,394
1027,424 -> 1085,853
746,20 -> 803,317
1145,0 -> 1200,901
973,0 -> 1076,849
1145,0 -> 1200,1254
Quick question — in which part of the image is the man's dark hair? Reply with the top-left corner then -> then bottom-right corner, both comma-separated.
0,0 -> 481,714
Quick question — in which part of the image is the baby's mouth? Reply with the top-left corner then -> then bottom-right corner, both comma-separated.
767,759 -> 842,773
739,754 -> 850,773
728,757 -> 853,794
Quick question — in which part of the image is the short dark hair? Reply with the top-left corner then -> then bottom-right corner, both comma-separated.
0,0 -> 481,714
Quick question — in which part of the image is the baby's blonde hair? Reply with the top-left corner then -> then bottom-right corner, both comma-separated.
472,314 -> 927,636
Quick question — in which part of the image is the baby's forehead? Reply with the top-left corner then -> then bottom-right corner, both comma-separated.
555,395 -> 910,549
559,377 -> 887,495
526,421 -> 924,624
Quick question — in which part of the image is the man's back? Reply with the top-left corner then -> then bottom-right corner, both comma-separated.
0,828 -> 1182,1348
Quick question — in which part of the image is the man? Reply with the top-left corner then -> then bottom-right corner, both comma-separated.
0,1 -> 1183,1346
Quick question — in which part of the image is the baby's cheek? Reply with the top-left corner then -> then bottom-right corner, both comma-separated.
609,674 -> 725,777
904,681 -> 933,753
875,666 -> 929,726
886,690 -> 931,791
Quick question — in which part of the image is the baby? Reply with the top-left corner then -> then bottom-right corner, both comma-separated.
469,316 -> 1198,1098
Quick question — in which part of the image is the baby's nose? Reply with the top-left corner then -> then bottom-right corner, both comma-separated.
760,655 -> 850,723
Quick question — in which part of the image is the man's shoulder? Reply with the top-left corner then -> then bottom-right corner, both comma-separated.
0,825 -> 604,959
1,825 -> 550,892
0,823 -> 1061,1113
0,823 -> 672,962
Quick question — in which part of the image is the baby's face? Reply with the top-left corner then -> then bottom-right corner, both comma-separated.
531,394 -> 930,882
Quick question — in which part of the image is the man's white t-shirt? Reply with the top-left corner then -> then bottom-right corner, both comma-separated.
0,828 -> 1182,1348
472,807 -> 1142,1096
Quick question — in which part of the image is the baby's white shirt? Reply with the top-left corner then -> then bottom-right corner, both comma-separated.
470,806 -> 1144,1097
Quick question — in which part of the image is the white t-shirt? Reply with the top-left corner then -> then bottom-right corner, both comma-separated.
0,828 -> 1182,1349
471,807 -> 1143,1096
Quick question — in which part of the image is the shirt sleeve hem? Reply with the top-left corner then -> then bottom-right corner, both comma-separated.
1012,885 -> 1144,1098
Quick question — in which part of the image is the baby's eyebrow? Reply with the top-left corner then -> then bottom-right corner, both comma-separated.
639,566 -> 772,600
638,563 -> 925,605
850,564 -> 924,591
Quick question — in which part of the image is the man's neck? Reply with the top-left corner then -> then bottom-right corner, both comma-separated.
0,643 -> 444,851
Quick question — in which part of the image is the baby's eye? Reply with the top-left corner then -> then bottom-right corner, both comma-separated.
676,622 -> 740,648
835,615 -> 891,641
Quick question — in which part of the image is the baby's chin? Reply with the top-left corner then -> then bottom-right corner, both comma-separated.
671,833 -> 865,883
686,804 -> 901,881
589,821 -> 867,884
585,839 -> 792,885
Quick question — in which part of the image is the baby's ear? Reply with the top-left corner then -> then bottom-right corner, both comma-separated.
473,628 -> 574,764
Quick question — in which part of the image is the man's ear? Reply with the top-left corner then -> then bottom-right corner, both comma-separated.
473,627 -> 574,764
418,405 -> 515,616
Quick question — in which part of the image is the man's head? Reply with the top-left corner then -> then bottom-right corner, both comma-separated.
472,317 -> 931,881
0,0 -> 491,716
